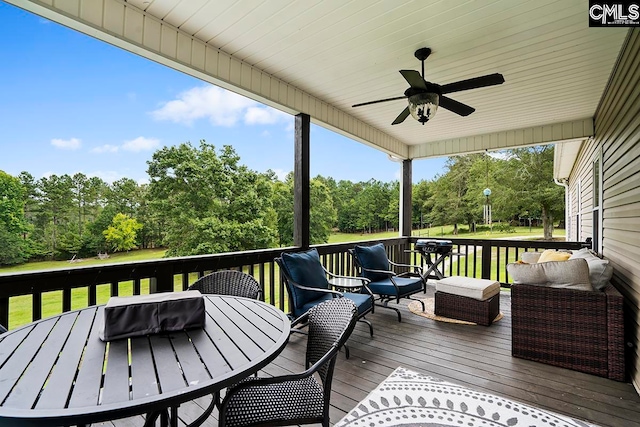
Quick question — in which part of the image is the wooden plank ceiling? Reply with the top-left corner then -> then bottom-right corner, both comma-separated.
9,0 -> 629,159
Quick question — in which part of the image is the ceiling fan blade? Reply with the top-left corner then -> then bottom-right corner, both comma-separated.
392,107 -> 410,125
439,96 -> 475,116
352,95 -> 407,108
400,70 -> 427,89
440,73 -> 505,94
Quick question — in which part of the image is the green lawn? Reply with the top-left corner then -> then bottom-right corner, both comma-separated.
412,224 -> 565,240
0,248 -> 167,273
1,226 -> 564,328
329,225 -> 563,243
0,226 -> 561,274
447,247 -> 520,284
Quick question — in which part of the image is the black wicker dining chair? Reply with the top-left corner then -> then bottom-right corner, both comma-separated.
218,298 -> 358,427
188,270 -> 261,300
185,270 -> 261,419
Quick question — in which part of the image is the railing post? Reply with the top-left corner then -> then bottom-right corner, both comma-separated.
32,292 -> 42,321
0,298 -> 8,329
481,241 -> 492,280
150,265 -> 174,294
62,288 -> 71,313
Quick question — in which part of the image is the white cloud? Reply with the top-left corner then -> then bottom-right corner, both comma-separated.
272,168 -> 289,181
86,171 -> 123,183
151,85 -> 289,127
91,138 -> 159,154
122,136 -> 160,152
92,144 -> 119,154
244,106 -> 289,125
51,138 -> 81,150
151,86 -> 253,126
285,122 -> 295,133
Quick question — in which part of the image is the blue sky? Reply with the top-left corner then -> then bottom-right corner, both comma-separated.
0,3 -> 446,184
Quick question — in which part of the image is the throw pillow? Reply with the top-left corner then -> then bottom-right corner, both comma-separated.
569,248 -> 614,291
507,258 -> 593,291
520,252 -> 542,264
537,249 -> 572,263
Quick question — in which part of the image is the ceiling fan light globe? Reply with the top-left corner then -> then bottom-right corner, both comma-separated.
408,92 -> 439,123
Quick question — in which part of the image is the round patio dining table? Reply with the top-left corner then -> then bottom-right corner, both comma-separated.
0,294 -> 290,427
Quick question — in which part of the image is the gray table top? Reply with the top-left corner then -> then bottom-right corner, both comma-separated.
0,295 -> 290,426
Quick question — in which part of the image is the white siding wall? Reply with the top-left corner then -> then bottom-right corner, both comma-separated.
571,29 -> 640,392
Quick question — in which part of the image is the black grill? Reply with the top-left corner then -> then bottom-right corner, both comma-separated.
415,239 -> 453,255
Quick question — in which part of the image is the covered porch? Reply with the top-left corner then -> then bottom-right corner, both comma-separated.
94,288 -> 640,427
2,1 -> 640,425
0,236 -> 634,426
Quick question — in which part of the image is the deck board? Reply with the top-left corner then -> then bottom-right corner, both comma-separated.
108,289 -> 640,427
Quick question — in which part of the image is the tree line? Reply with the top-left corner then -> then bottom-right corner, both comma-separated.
0,141 -> 563,266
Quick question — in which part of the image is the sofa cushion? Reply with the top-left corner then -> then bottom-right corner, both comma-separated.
537,249 -> 572,263
507,258 -> 593,291
569,248 -> 614,291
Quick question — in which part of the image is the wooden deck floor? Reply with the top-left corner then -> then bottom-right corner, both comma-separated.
102,289 -> 640,427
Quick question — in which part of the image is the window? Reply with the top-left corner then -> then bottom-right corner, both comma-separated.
593,159 -> 600,208
592,156 -> 602,253
575,181 -> 581,241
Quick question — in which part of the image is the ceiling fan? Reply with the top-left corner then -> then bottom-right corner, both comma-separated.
352,47 -> 505,125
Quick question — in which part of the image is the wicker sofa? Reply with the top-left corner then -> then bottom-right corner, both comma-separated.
510,253 -> 625,381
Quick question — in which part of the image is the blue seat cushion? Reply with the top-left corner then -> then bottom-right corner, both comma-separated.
281,249 -> 330,308
343,292 -> 373,316
297,293 -> 372,318
366,276 -> 423,298
296,293 -> 334,318
353,243 -> 391,282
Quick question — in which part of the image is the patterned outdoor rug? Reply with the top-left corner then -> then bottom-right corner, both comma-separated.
335,367 -> 599,427
408,297 -> 504,325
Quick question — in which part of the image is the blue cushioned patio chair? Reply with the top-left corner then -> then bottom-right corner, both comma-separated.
275,248 -> 374,356
349,242 -> 426,322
